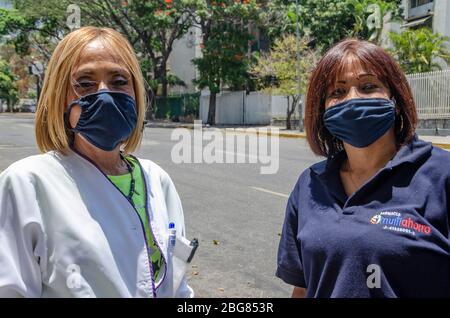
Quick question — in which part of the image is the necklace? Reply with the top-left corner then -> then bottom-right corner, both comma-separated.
120,152 -> 136,202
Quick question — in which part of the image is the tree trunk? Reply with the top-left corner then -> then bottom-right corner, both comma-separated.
297,98 -> 304,132
207,92 -> 216,126
161,63 -> 168,98
286,96 -> 291,130
286,95 -> 298,130
7,98 -> 14,113
145,86 -> 156,121
162,79 -> 168,98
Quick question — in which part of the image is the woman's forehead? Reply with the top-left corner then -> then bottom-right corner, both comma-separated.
335,54 -> 369,80
73,39 -> 128,73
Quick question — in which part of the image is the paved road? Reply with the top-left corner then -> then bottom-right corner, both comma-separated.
0,113 -> 321,297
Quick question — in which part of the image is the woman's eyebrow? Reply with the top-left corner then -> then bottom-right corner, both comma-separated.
72,69 -> 94,77
335,73 -> 377,84
107,68 -> 131,77
356,73 -> 377,80
72,68 -> 131,78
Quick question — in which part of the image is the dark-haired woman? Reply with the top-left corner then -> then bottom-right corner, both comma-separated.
276,39 -> 450,298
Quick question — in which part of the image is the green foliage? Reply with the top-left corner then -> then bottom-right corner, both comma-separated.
292,0 -> 402,52
72,0 -> 202,96
1,1 -> 68,58
167,73 -> 187,88
183,93 -> 200,118
1,0 -> 203,100
258,0 -> 294,42
193,0 -> 262,94
389,27 -> 450,74
193,27 -> 251,94
154,93 -> 199,121
250,34 -> 319,129
295,0 -> 355,51
349,0 -> 401,43
0,59 -> 18,110
250,34 -> 319,96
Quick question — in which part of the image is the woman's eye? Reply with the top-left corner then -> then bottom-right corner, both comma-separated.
362,83 -> 378,91
329,88 -> 345,97
74,81 -> 95,88
113,79 -> 129,86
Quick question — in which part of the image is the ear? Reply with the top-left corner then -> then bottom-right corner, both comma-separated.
391,96 -> 400,115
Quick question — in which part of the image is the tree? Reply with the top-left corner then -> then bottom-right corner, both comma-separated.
293,0 -> 401,52
1,0 -> 202,118
1,1 -> 73,108
0,59 -> 18,112
73,0 -> 201,99
349,0 -> 402,44
258,0 -> 295,42
0,1 -> 67,61
389,27 -> 450,74
193,0 -> 261,126
250,34 -> 319,129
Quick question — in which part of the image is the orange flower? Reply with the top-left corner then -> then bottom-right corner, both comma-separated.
234,53 -> 244,61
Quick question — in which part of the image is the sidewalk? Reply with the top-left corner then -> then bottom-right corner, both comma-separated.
146,121 -> 450,150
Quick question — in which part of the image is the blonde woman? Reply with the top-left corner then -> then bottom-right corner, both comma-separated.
0,26 -> 195,298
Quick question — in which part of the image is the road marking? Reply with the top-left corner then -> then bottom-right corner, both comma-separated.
250,186 -> 289,198
140,139 -> 160,146
191,145 -> 272,162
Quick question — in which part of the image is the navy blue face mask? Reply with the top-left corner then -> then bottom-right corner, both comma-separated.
65,90 -> 138,151
323,97 -> 396,148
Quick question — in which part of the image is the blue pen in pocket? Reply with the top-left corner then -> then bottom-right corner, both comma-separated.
167,222 -> 176,297
169,222 -> 176,248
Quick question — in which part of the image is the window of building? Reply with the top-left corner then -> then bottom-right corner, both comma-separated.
410,0 -> 433,9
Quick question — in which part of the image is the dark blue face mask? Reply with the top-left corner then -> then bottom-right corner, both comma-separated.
65,90 -> 138,151
323,97 -> 396,148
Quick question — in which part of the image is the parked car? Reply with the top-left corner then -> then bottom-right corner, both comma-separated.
14,99 -> 37,113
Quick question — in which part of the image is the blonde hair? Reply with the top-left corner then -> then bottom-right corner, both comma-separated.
35,26 -> 147,154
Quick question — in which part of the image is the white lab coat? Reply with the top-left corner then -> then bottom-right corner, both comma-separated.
0,150 -> 194,298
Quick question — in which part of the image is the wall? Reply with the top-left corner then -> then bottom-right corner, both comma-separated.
200,91 -> 273,125
167,26 -> 202,94
200,91 -> 306,125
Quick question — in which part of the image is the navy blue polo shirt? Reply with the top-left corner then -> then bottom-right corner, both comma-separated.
276,136 -> 450,297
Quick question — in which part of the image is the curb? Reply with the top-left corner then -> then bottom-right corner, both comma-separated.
429,142 -> 450,150
145,123 -> 193,129
228,128 -> 306,139
146,124 -> 450,150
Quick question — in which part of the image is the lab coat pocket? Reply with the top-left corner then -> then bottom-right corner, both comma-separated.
167,236 -> 198,296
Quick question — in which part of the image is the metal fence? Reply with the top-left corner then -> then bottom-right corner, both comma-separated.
407,69 -> 450,119
155,93 -> 200,120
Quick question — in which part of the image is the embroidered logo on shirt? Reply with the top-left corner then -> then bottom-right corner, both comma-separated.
370,211 -> 432,236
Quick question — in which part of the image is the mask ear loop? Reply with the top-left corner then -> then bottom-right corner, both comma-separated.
391,96 -> 404,147
391,96 -> 402,127
64,99 -> 80,127
391,96 -> 397,105
64,99 -> 82,147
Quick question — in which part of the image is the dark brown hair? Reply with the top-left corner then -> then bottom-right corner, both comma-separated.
305,38 -> 418,157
